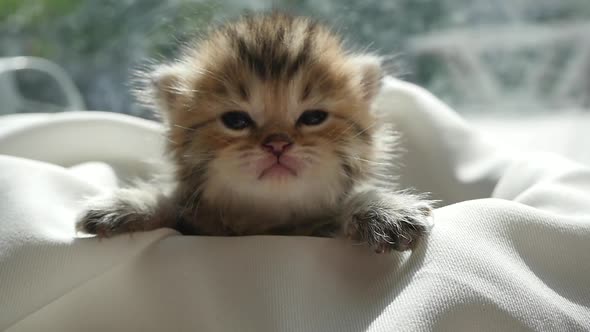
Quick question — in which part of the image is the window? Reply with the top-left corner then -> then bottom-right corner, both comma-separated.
1,0 -> 589,117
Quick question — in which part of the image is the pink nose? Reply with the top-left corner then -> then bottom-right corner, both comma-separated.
262,134 -> 293,156
263,141 -> 293,156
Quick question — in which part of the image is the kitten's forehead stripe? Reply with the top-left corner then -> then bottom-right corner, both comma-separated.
301,83 -> 312,101
224,14 -> 322,81
237,83 -> 249,100
285,35 -> 310,79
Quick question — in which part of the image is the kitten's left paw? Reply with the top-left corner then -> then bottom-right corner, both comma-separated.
344,199 -> 434,253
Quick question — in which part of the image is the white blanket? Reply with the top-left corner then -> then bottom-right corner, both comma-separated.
1,78 -> 589,331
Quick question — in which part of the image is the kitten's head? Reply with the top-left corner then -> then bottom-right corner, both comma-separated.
141,13 -> 388,216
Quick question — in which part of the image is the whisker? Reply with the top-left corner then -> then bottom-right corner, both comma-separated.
174,124 -> 196,131
348,156 -> 391,166
351,121 -> 378,139
163,137 -> 178,145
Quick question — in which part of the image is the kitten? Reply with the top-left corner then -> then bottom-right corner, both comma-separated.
76,12 -> 433,253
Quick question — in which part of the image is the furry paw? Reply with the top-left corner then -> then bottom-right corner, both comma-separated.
75,206 -> 144,238
75,193 -> 157,238
344,193 -> 434,253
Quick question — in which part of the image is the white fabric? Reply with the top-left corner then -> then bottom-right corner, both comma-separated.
1,77 -> 589,331
469,113 -> 590,167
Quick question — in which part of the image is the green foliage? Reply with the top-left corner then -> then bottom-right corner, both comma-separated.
0,0 -> 80,22
1,0 -> 589,116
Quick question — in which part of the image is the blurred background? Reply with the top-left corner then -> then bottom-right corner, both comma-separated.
1,0 -> 590,161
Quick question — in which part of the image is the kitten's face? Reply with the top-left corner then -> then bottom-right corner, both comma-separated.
194,73 -> 374,213
148,14 -> 383,216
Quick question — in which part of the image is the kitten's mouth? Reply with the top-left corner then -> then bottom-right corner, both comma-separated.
258,162 -> 297,179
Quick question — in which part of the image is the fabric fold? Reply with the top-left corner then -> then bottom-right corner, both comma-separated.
1,78 -> 589,331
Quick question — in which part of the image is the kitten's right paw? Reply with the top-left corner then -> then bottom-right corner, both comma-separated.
75,199 -> 151,238
76,184 -> 174,238
76,207 -> 136,238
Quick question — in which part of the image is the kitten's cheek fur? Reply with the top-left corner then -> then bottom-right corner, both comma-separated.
340,189 -> 435,253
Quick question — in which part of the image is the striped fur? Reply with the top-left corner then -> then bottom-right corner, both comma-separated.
78,12 -> 433,252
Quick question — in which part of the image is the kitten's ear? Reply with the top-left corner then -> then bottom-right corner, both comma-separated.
150,64 -> 186,114
351,55 -> 383,102
134,63 -> 187,119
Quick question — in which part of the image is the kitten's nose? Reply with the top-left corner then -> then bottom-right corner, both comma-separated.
262,133 -> 293,156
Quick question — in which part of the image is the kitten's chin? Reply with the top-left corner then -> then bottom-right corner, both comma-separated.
203,169 -> 346,220
204,153 -> 346,215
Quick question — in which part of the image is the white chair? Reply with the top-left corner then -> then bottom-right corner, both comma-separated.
408,21 -> 590,109
0,56 -> 86,115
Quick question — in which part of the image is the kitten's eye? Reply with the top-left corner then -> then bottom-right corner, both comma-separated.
297,110 -> 328,126
221,111 -> 253,130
